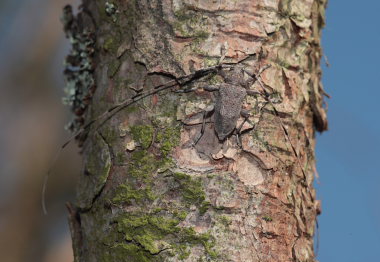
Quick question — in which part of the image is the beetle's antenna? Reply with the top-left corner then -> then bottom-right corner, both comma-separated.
252,65 -> 308,179
42,56 -> 250,215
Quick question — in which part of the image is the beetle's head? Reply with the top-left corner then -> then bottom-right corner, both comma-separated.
221,65 -> 246,86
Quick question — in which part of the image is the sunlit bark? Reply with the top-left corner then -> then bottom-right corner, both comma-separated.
67,0 -> 328,261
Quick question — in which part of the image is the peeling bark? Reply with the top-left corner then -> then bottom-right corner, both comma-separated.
66,0 -> 328,261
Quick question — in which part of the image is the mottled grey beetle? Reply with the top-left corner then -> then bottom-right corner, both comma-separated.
179,64 -> 270,145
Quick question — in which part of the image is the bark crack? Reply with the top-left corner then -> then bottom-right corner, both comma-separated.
78,131 -> 113,213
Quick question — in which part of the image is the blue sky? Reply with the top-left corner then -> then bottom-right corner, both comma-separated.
316,1 -> 380,261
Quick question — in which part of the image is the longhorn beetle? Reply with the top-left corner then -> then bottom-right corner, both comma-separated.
43,59 -> 304,214
177,63 -> 271,146
176,62 -> 306,182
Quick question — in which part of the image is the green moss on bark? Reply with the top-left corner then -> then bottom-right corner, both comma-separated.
172,172 -> 212,216
130,125 -> 154,149
102,243 -> 154,262
173,8 -> 210,40
112,183 -> 155,205
112,212 -> 217,260
155,126 -> 180,157
104,120 -> 218,259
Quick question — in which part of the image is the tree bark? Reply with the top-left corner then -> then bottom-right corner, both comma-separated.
65,0 -> 328,261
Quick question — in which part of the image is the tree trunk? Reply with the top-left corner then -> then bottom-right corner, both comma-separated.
65,0 -> 328,261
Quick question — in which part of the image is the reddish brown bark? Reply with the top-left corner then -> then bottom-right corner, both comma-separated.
66,0 -> 328,261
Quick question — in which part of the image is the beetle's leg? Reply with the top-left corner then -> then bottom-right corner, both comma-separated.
243,68 -> 254,79
240,109 -> 251,119
243,64 -> 271,80
192,105 -> 214,147
175,84 -> 220,93
235,109 -> 253,148
192,111 -> 207,146
218,67 -> 228,80
174,87 -> 198,93
246,89 -> 261,96
202,85 -> 220,92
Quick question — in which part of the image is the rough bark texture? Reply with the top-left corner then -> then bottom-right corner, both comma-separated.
65,0 -> 328,261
